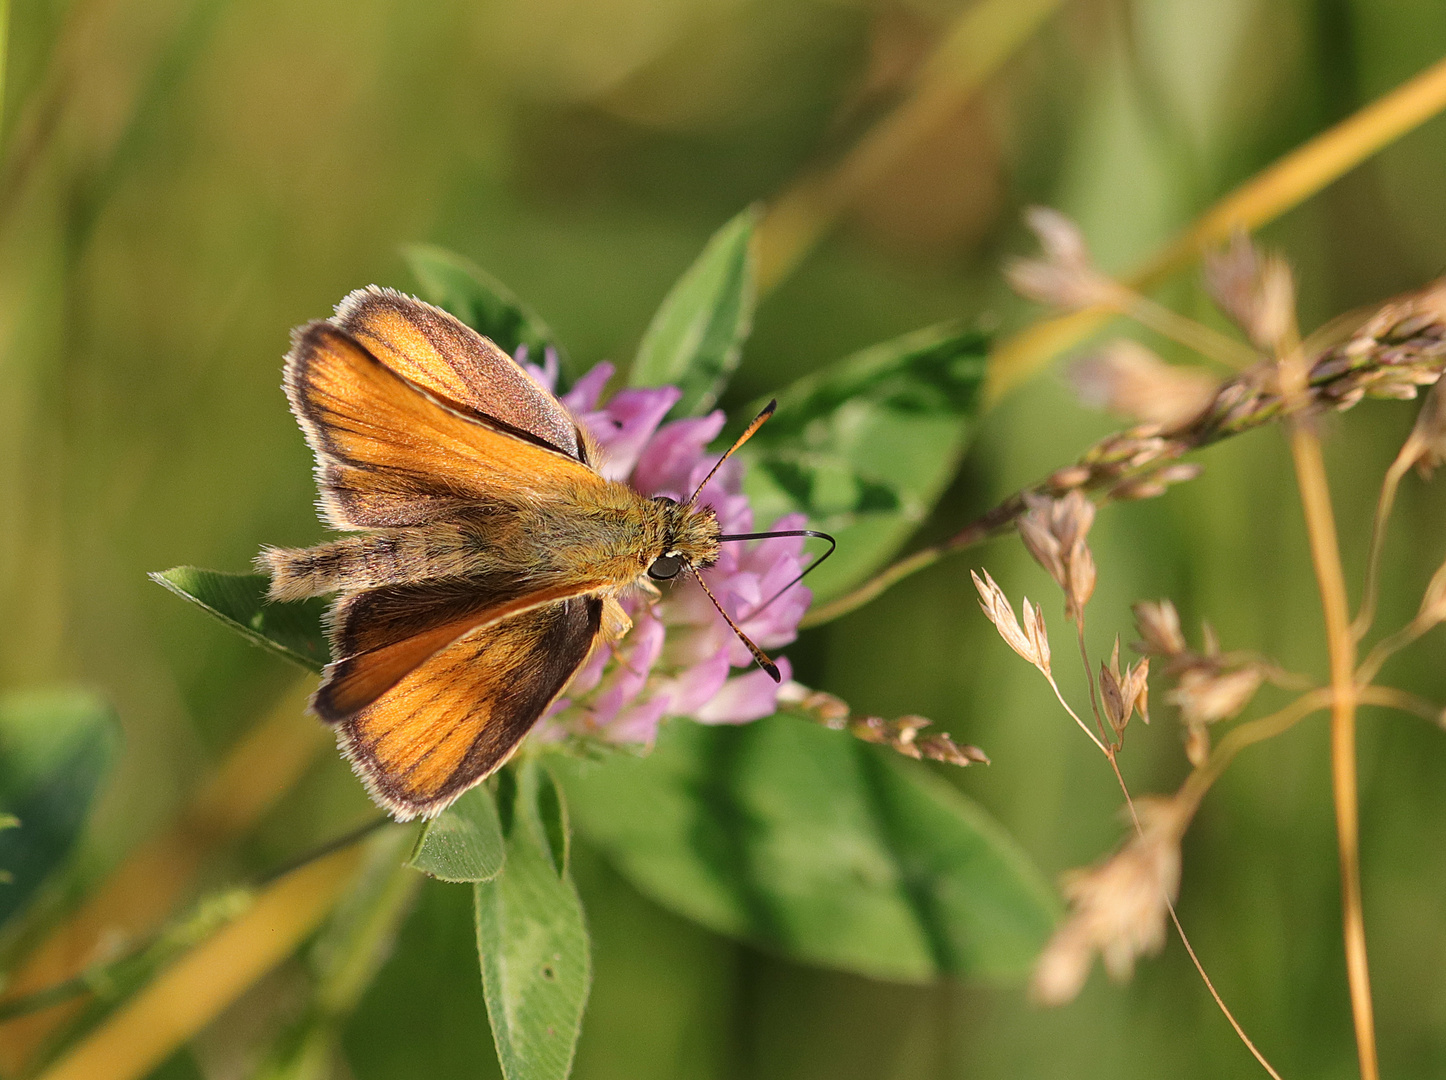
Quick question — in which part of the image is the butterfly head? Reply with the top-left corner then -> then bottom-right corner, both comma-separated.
645,495 -> 720,582
640,398 -> 777,586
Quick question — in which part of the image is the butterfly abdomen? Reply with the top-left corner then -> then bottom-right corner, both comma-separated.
258,526 -> 515,600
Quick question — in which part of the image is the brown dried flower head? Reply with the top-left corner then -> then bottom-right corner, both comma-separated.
972,569 -> 1051,676
1070,339 -> 1220,428
1005,208 -> 1122,311
1032,796 -> 1187,1005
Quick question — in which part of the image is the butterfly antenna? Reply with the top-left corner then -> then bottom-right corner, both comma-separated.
691,569 -> 781,683
717,529 -> 837,620
688,400 -> 776,504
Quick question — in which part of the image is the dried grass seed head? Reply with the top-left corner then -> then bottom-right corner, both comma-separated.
1167,665 -> 1264,727
1066,538 -> 1097,621
972,569 -> 1051,676
1070,339 -> 1220,428
1005,208 -> 1122,311
778,683 -> 990,767
1133,599 -> 1187,657
1203,231 -> 1297,352
1405,377 -> 1446,478
1019,492 -> 1096,619
1032,796 -> 1187,1005
1099,637 -> 1150,737
1098,661 -> 1127,732
1017,507 -> 1067,587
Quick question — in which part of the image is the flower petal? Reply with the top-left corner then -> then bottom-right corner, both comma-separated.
693,658 -> 792,724
561,361 -> 616,414
580,386 -> 682,481
631,412 -> 726,497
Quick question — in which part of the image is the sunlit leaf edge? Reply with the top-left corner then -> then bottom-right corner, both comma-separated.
148,567 -> 327,673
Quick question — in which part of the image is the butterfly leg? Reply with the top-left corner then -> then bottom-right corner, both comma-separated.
595,595 -> 647,674
600,595 -> 632,642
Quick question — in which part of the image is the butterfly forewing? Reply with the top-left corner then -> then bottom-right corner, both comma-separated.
336,597 -> 603,820
285,322 -> 603,529
333,286 -> 583,459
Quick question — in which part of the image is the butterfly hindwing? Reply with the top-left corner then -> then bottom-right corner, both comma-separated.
315,573 -> 609,719
333,286 -> 584,460
335,596 -> 603,820
284,322 -> 604,529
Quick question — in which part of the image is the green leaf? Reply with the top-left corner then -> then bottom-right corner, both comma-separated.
409,786 -> 506,884
534,769 -> 569,877
558,714 -> 1056,984
0,689 -> 120,926
475,762 -> 590,1080
405,244 -> 567,366
740,323 -> 989,602
149,567 -> 329,673
630,208 -> 757,417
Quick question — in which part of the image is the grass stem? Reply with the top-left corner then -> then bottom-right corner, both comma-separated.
31,847 -> 364,1080
1352,446 -> 1417,641
1289,425 -> 1378,1080
0,683 -> 325,1074
1103,752 -> 1282,1079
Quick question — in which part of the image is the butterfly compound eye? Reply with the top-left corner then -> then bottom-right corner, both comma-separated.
647,554 -> 684,581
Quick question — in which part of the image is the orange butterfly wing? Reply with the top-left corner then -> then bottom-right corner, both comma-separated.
332,286 -> 584,460
336,597 -> 602,820
315,573 -> 608,721
284,321 -> 603,528
281,306 -> 621,818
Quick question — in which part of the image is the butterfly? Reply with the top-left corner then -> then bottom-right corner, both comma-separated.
258,287 -> 827,820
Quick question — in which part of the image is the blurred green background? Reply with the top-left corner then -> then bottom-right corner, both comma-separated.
4,0 -> 1446,1076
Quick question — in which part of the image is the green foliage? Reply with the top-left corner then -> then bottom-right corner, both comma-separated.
345,878 -> 500,1080
630,207 -> 757,417
405,245 -> 568,367
741,323 -> 989,600
475,762 -> 590,1080
0,689 -> 119,927
409,786 -> 506,884
256,829 -> 420,1080
149,568 -> 328,673
0,886 -> 255,1033
559,713 -> 1056,983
